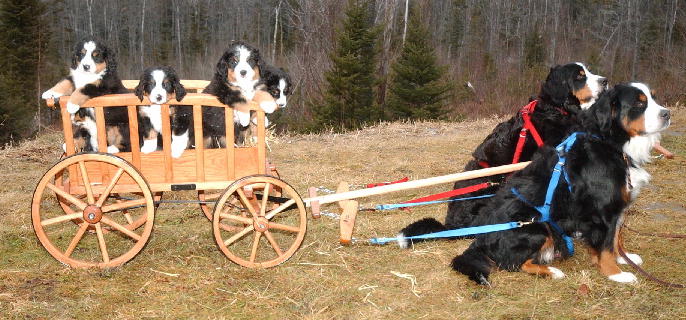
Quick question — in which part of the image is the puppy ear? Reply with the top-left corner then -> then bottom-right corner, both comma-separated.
104,45 -> 117,74
134,72 -> 146,101
174,80 -> 186,101
215,52 -> 229,82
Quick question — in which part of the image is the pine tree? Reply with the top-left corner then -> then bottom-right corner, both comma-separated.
0,0 -> 47,145
312,0 -> 380,131
386,6 -> 453,120
524,29 -> 545,68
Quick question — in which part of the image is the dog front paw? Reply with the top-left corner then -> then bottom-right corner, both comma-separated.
67,102 -> 81,114
608,271 -> 638,283
259,100 -> 277,113
171,139 -> 187,158
548,267 -> 566,279
107,145 -> 120,154
617,253 -> 643,265
141,139 -> 157,154
235,110 -> 251,127
42,89 -> 63,100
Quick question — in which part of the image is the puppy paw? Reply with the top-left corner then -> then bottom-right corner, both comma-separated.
140,139 -> 157,154
608,272 -> 638,283
66,102 -> 81,114
548,267 -> 566,279
107,145 -> 120,154
396,232 -> 409,249
171,140 -> 187,158
251,116 -> 270,127
617,253 -> 643,265
259,100 -> 277,113
42,89 -> 63,100
236,110 -> 251,127
61,143 -> 67,152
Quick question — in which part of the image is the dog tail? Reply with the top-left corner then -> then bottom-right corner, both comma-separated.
396,218 -> 447,249
451,245 -> 493,285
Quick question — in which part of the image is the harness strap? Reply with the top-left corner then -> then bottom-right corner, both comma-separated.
369,221 -> 528,245
377,194 -> 495,211
402,182 -> 492,204
510,132 -> 584,255
513,100 -> 544,163
366,177 -> 409,188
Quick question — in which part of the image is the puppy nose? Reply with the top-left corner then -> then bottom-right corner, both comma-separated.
599,77 -> 608,87
156,94 -> 163,101
83,64 -> 90,71
240,70 -> 247,77
659,109 -> 671,121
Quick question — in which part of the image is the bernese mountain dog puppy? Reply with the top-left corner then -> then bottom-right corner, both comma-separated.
236,64 -> 293,145
41,39 -> 129,153
397,63 -> 607,245
134,66 -> 190,158
451,83 -> 670,285
201,41 -> 278,147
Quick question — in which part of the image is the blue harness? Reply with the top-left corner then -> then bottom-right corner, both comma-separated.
510,132 -> 583,255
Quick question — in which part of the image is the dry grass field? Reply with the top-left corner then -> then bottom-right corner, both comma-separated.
1,108 -> 686,319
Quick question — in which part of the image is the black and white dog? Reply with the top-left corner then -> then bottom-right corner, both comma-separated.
398,63 -> 607,245
201,41 -> 278,147
42,39 -> 129,153
451,83 -> 670,285
134,66 -> 190,158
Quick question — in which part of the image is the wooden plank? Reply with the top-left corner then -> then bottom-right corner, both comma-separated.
69,180 -> 236,195
336,182 -> 358,246
256,111 -> 266,174
95,107 -> 107,153
160,104 -> 173,182
304,162 -> 532,206
82,93 -> 258,110
225,107 -> 235,180
193,105 -> 205,182
59,100 -> 78,185
127,106 -> 141,169
122,79 -> 210,91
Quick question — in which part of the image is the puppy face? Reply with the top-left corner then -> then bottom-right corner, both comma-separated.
543,63 -> 607,109
622,83 -> 670,136
217,42 -> 261,87
71,40 -> 108,75
134,66 -> 186,104
265,68 -> 292,108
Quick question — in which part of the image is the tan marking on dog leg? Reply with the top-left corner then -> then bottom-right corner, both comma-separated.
232,101 -> 252,114
144,128 -> 157,140
253,90 -> 276,105
49,79 -> 75,95
521,259 -> 562,278
69,90 -> 92,106
597,250 -> 622,276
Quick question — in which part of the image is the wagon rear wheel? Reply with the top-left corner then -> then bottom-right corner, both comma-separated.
213,175 -> 306,268
32,153 -> 155,268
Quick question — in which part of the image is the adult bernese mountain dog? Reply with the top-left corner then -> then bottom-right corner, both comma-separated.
397,63 -> 607,245
41,39 -> 129,153
451,83 -> 670,285
201,41 -> 278,148
134,66 -> 190,158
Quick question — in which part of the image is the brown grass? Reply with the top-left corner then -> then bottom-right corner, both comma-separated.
2,111 -> 686,319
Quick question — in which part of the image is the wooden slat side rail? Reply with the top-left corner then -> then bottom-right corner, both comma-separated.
122,80 -> 210,91
127,106 -> 141,169
257,110 -> 266,175
225,107 -> 235,180
304,161 -> 532,206
193,105 -> 205,182
81,94 -> 259,110
94,106 -> 109,184
160,105 -> 173,182
58,100 -> 78,184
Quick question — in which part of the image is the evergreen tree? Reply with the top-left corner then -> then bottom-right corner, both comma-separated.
386,6 -> 453,120
524,29 -> 545,68
312,0 -> 379,131
0,0 -> 47,145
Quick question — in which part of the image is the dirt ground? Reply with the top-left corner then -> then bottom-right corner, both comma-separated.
1,108 -> 685,319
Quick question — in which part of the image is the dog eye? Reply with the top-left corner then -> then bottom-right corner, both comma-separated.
92,51 -> 99,57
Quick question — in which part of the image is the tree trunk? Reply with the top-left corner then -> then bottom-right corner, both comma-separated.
140,0 -> 146,69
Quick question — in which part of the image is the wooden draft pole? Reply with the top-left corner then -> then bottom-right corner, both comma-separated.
304,161 -> 531,245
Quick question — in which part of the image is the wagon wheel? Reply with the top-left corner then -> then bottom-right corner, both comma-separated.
32,153 -> 155,268
199,162 -> 281,221
213,175 -> 306,268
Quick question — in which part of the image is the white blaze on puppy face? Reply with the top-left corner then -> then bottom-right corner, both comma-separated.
234,46 -> 257,86
71,41 -> 106,88
276,79 -> 288,108
150,70 -> 169,104
631,82 -> 670,134
80,41 -> 97,73
576,62 -> 607,109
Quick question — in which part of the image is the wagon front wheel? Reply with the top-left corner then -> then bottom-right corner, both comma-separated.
213,175 -> 306,268
32,153 -> 155,268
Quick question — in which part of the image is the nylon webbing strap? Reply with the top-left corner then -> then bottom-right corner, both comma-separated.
402,182 -> 492,205
369,221 -> 524,245
513,100 -> 544,164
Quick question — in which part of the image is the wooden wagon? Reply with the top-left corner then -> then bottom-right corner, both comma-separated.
32,79 -> 530,269
33,80 -> 308,269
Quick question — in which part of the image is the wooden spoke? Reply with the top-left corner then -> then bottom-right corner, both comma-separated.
78,161 -> 95,204
263,230 -> 284,257
265,199 -> 296,220
249,232 -> 263,263
95,168 -> 125,207
236,188 -> 258,217
259,183 -> 271,217
223,225 -> 254,246
41,212 -> 82,227
94,223 -> 110,263
125,215 -> 148,231
268,221 -> 301,233
100,216 -> 141,241
218,222 -> 244,232
123,212 -> 133,224
219,212 -> 253,225
102,198 -> 146,213
64,222 -> 89,258
45,183 -> 87,210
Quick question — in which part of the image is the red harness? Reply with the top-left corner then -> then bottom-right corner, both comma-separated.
512,100 -> 544,163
